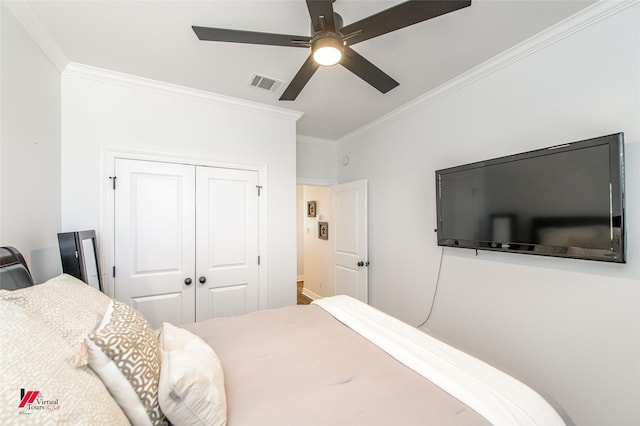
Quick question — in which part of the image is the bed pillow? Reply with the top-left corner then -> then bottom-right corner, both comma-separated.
0,273 -> 110,346
158,322 -> 227,426
0,299 -> 130,425
83,300 -> 164,426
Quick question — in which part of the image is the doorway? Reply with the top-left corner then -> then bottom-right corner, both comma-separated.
297,184 -> 333,302
296,180 -> 369,304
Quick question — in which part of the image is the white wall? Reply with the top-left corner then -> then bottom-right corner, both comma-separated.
296,135 -> 337,185
0,4 -> 62,283
301,185 -> 333,298
60,65 -> 300,308
337,3 -> 639,426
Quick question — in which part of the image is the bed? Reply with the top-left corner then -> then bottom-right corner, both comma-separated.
184,296 -> 564,426
0,246 -> 34,290
0,260 -> 565,425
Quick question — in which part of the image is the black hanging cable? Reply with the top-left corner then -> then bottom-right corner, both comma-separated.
417,246 -> 445,328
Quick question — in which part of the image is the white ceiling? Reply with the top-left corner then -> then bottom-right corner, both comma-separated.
22,0 -> 595,140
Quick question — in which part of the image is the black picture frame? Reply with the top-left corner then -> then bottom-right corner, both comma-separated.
58,230 -> 103,292
318,222 -> 329,240
307,201 -> 317,217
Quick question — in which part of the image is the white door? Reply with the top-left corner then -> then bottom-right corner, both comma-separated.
114,159 -> 196,329
114,159 -> 260,328
195,167 -> 259,321
332,179 -> 368,303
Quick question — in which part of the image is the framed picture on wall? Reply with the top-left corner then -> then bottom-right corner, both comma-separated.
318,222 -> 329,240
307,201 -> 317,217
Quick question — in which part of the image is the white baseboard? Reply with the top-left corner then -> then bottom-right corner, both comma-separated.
302,287 -> 321,301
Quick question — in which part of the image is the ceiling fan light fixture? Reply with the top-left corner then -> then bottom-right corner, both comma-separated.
193,1 -> 472,100
312,36 -> 343,66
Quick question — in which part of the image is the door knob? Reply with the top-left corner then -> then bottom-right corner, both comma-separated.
357,261 -> 365,267
184,278 -> 192,285
199,276 -> 207,284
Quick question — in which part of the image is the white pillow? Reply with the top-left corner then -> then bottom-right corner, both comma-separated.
0,299 -> 130,425
0,273 -> 111,346
84,300 -> 164,426
158,322 -> 227,426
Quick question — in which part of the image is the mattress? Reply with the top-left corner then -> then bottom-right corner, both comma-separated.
184,295 -> 564,426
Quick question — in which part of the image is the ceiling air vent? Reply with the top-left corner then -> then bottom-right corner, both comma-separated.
249,73 -> 285,93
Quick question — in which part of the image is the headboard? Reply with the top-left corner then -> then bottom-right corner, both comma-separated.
0,246 -> 34,290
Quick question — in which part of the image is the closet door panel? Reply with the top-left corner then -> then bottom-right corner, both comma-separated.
114,159 -> 196,329
201,284 -> 248,318
195,167 -> 259,321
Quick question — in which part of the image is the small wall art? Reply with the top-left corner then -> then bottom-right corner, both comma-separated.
318,222 -> 329,240
307,201 -> 317,217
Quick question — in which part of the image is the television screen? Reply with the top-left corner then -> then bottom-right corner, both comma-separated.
435,133 -> 625,263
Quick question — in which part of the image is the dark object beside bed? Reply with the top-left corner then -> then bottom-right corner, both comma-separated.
0,246 -> 34,290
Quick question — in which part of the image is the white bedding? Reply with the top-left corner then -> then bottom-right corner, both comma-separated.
313,295 -> 565,426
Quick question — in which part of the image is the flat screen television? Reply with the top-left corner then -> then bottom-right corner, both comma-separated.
435,133 -> 625,263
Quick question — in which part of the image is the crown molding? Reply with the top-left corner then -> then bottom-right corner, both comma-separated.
5,1 -> 302,121
3,1 -> 69,72
63,63 -> 304,121
337,0 -> 639,147
297,134 -> 338,146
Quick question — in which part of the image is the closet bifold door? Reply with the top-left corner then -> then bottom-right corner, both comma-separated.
195,167 -> 259,321
113,159 -> 196,329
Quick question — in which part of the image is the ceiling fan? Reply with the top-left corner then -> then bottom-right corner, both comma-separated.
192,0 -> 471,101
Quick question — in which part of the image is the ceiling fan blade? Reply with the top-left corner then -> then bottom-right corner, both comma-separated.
340,46 -> 399,94
341,0 -> 471,46
306,0 -> 336,33
280,55 -> 320,101
192,26 -> 310,48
